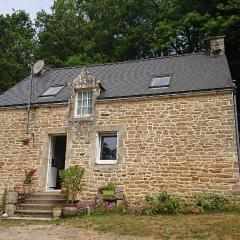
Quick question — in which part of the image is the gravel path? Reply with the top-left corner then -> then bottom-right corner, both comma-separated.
0,225 -> 153,240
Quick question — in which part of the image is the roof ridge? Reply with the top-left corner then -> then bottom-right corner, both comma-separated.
53,52 -> 206,70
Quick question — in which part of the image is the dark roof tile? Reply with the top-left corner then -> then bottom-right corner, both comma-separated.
0,53 -> 233,107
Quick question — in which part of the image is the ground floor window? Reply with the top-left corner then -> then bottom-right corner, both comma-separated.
96,132 -> 118,164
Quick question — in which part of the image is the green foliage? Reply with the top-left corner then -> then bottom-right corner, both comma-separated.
65,53 -> 108,67
91,192 -> 240,217
0,187 -> 8,214
153,191 -> 182,214
59,165 -> 85,204
93,198 -> 129,216
129,192 -> 238,215
23,167 -> 37,184
195,193 -> 230,212
23,176 -> 32,184
92,201 -> 111,216
0,10 -> 35,93
99,182 -> 117,192
1,0 -> 240,92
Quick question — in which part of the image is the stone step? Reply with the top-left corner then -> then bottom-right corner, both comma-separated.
24,198 -> 67,205
14,210 -> 53,218
4,216 -> 52,221
29,193 -> 68,200
17,203 -> 54,211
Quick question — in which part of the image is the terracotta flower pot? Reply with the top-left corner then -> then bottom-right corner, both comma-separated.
62,204 -> 77,217
13,186 -> 21,193
23,184 -> 31,195
22,139 -> 30,146
61,187 -> 68,194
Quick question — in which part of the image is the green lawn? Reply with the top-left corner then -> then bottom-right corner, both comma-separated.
65,213 -> 240,240
1,213 -> 240,239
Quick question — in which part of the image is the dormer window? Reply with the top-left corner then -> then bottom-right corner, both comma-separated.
75,91 -> 93,117
69,68 -> 102,121
150,76 -> 171,88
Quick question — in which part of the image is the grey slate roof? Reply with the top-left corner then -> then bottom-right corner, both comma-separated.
0,53 -> 233,107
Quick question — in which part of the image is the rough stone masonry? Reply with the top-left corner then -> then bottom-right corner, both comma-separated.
0,91 -> 239,201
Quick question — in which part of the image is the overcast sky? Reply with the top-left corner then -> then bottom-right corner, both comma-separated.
0,0 -> 53,19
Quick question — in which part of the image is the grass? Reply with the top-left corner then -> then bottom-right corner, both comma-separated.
1,213 -> 240,239
0,219 -> 53,227
64,213 -> 240,240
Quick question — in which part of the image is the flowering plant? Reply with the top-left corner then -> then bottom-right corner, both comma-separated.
23,167 -> 37,184
21,135 -> 32,146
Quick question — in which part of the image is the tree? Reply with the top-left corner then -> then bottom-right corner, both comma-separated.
152,0 -> 240,81
2,0 -> 240,92
0,10 -> 35,93
35,0 -> 89,67
35,0 -> 158,65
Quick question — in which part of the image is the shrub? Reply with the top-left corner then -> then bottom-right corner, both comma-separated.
92,198 -> 130,216
59,165 -> 85,204
195,193 -> 230,212
153,191 -> 182,214
93,192 -> 240,216
178,198 -> 202,214
221,197 -> 240,212
93,201 -> 116,215
0,187 -> 8,214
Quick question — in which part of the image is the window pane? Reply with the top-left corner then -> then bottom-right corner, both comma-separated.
88,106 -> 92,114
41,86 -> 64,96
83,92 -> 88,99
83,98 -> 87,107
76,91 -> 93,116
88,92 -> 93,98
150,76 -> 170,87
78,92 -> 83,100
100,135 -> 117,160
77,103 -> 82,115
88,98 -> 92,106
82,107 -> 88,115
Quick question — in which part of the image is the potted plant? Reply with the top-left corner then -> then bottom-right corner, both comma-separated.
21,135 -> 32,146
59,165 -> 85,217
52,205 -> 62,219
23,167 -> 37,195
13,185 -> 21,193
100,182 -> 116,196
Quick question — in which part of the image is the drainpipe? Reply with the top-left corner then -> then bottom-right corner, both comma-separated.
26,63 -> 34,134
232,80 -> 240,175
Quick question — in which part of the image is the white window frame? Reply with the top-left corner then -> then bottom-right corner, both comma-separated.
96,132 -> 118,165
75,91 -> 93,117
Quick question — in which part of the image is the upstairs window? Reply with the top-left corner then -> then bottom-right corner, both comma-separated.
150,76 -> 171,88
41,86 -> 64,97
76,91 -> 93,116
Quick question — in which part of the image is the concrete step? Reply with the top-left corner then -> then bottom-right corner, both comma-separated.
29,193 -> 68,200
17,203 -> 54,211
24,198 -> 67,205
14,210 -> 53,218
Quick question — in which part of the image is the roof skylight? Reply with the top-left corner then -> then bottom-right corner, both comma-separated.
40,86 -> 64,97
150,76 -> 171,88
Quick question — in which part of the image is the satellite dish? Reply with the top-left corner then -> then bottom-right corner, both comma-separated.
33,60 -> 44,75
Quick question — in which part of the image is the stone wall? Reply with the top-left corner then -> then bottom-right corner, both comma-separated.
0,92 -> 239,201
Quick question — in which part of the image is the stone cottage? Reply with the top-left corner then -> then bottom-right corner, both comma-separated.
0,37 -> 239,201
